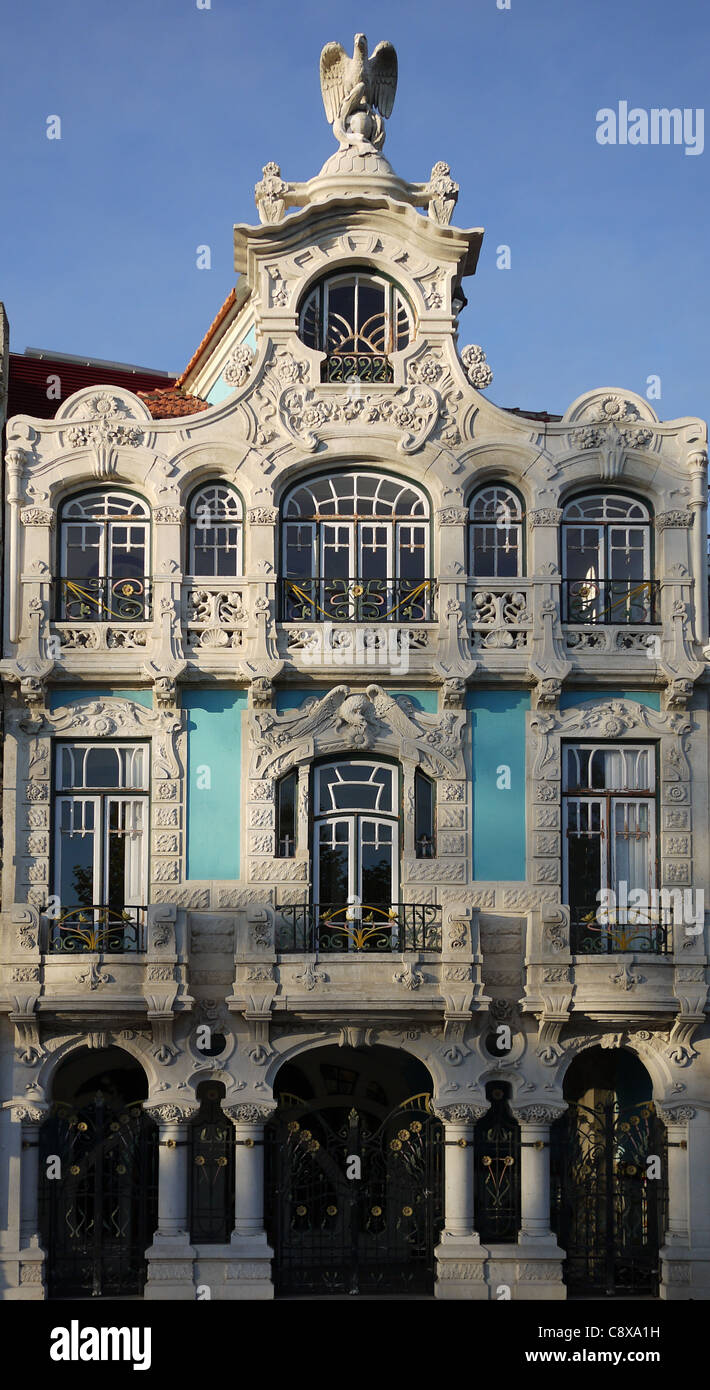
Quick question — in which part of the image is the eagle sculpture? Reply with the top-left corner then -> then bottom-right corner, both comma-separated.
320,34 -> 398,150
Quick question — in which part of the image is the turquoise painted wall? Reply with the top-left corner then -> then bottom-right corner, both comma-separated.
559,689 -> 660,711
207,325 -> 258,405
48,688 -> 153,710
466,689 -> 529,882
183,690 -> 247,879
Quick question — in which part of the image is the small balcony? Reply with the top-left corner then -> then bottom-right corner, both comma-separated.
570,906 -> 671,955
321,351 -> 393,384
56,576 -> 152,623
562,578 -> 658,625
281,577 -> 435,624
274,902 -> 442,953
45,905 -> 147,954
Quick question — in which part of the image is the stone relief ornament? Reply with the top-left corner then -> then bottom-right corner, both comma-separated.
277,380 -> 456,455
223,344 -> 255,389
426,161 -> 459,225
460,344 -> 493,389
320,33 -> 397,152
249,683 -> 465,780
255,162 -> 289,224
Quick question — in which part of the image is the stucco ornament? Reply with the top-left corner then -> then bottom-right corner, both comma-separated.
427,162 -> 459,225
320,33 -> 397,151
460,344 -> 493,389
223,344 -> 254,389
254,162 -> 288,223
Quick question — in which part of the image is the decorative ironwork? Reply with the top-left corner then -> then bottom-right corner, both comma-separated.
266,1093 -> 443,1297
275,902 -> 442,953
562,578 -> 658,625
281,576 -> 433,623
58,576 -> 152,622
474,1088 -> 520,1242
39,1095 -> 157,1298
323,352 -> 394,383
189,1088 -> 235,1243
47,906 -> 146,954
551,1099 -> 667,1296
570,906 -> 670,955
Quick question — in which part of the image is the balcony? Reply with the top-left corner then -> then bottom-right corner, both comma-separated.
321,352 -> 393,384
570,906 -> 671,955
45,905 -> 147,954
56,576 -> 152,623
281,577 -> 434,624
562,578 -> 658,625
274,902 -> 442,953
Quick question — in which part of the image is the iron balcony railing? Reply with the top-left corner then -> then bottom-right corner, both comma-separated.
322,352 -> 393,384
57,576 -> 152,622
275,902 -> 442,953
570,906 -> 671,955
281,576 -> 434,624
46,905 -> 147,953
562,578 -> 658,625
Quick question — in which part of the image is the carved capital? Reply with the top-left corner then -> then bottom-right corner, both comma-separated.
511,1104 -> 567,1125
434,1103 -> 487,1125
223,1103 -> 277,1126
145,1103 -> 198,1125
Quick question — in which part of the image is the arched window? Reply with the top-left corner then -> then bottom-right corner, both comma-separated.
59,490 -> 150,621
299,270 -> 413,382
188,483 -> 242,577
469,484 -> 523,578
562,494 -> 654,624
282,470 -> 431,622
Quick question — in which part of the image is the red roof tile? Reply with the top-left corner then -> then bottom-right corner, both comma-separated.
175,288 -> 237,386
7,353 -> 174,421
136,386 -> 210,419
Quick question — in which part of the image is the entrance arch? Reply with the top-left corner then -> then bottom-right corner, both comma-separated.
550,1047 -> 667,1296
266,1045 -> 443,1297
39,1047 -> 157,1299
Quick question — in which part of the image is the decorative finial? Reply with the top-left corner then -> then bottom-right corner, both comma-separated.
319,33 -> 397,152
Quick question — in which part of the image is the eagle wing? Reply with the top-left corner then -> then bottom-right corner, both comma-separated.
320,41 -> 350,124
368,41 -> 397,118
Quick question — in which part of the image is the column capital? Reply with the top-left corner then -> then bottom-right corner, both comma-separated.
657,1105 -> 696,1127
224,1102 -> 277,1126
434,1103 -> 487,1125
145,1103 -> 199,1126
511,1104 -> 566,1126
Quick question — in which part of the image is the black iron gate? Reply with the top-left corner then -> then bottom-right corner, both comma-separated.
39,1094 -> 158,1298
267,1092 -> 443,1296
551,1099 -> 667,1296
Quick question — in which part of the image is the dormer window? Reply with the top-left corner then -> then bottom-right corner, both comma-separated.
299,270 -> 413,382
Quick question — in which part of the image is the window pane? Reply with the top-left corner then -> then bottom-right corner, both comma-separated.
566,799 -> 603,908
64,524 -> 101,578
415,771 -> 435,857
276,771 -> 297,857
612,800 -> 651,899
317,820 -> 350,903
84,745 -> 123,787
360,819 -> 393,904
58,798 -> 96,908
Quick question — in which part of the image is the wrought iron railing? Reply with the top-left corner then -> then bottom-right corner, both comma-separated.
57,577 -> 152,622
562,578 -> 658,625
46,906 -> 146,953
281,576 -> 434,623
275,902 -> 442,953
322,352 -> 393,383
570,906 -> 671,955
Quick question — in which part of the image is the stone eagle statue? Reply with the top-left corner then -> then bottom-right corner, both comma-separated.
319,33 -> 398,151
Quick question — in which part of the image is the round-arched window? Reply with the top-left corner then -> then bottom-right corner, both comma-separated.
469,485 -> 523,578
281,469 -> 431,622
562,493 -> 653,624
188,483 -> 243,577
59,490 -> 150,621
299,271 -> 413,383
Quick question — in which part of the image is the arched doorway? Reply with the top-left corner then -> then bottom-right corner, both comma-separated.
39,1048 -> 157,1298
550,1047 -> 667,1296
266,1045 -> 443,1297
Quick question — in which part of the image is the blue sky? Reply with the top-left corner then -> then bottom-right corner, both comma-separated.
1,0 -> 707,422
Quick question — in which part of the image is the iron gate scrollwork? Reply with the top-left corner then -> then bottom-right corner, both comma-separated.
266,1092 -> 443,1296
39,1094 -> 158,1298
551,1099 -> 667,1296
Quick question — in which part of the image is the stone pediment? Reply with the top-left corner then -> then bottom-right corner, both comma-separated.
249,684 -> 465,779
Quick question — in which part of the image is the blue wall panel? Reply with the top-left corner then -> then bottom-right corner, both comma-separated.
559,689 -> 660,711
48,687 -> 153,710
183,689 -> 247,879
466,689 -> 529,882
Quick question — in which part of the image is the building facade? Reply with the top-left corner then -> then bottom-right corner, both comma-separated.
1,35 -> 709,1302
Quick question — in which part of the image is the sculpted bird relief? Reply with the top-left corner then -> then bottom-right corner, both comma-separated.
320,33 -> 398,150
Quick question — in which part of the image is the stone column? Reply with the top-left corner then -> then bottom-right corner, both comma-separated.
434,1103 -> 488,1300
16,1104 -> 47,1299
510,1104 -> 566,1300
144,1103 -> 198,1300
222,1102 -> 275,1300
658,1104 -> 701,1299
